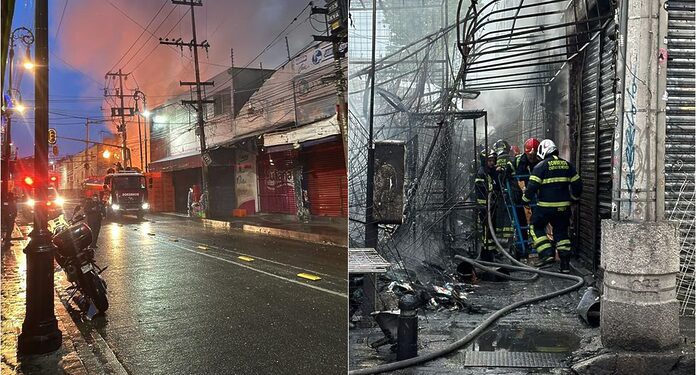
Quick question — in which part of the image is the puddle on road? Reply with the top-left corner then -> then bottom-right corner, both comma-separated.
469,326 -> 580,353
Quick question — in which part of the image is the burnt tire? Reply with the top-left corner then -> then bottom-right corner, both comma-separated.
81,270 -> 109,312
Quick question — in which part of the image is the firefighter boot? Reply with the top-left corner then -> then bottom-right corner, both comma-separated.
559,252 -> 571,273
535,249 -> 555,268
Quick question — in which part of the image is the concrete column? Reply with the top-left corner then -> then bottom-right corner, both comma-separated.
600,220 -> 680,350
603,0 -> 678,351
612,0 -> 667,221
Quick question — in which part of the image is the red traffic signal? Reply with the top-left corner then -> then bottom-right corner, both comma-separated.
50,176 -> 57,182
23,176 -> 34,186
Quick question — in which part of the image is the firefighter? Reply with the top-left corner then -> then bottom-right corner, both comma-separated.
493,139 -> 514,246
475,151 -> 499,262
505,138 -> 541,259
522,139 -> 582,272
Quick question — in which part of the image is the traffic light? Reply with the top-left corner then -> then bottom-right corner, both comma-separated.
48,128 -> 57,144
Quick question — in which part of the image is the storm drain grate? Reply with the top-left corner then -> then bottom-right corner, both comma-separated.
463,351 -> 566,368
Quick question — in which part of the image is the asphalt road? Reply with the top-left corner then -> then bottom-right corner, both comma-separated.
19,210 -> 347,374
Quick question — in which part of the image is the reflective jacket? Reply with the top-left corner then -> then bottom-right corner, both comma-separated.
522,155 -> 582,208
503,154 -> 537,202
475,166 -> 499,206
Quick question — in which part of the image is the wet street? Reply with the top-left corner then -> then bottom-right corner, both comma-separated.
14,210 -> 347,375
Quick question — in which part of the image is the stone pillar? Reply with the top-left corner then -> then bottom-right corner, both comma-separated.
600,220 -> 680,350
602,0 -> 680,352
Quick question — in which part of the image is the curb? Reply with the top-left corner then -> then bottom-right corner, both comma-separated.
241,224 -> 347,247
190,216 -> 346,247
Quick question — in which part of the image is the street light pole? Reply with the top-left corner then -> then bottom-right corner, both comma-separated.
2,27 -> 34,227
17,0 -> 62,354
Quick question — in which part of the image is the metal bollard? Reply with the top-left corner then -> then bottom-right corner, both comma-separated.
577,287 -> 601,327
397,294 -> 419,360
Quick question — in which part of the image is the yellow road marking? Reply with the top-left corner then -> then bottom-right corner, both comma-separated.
237,256 -> 254,262
297,273 -> 321,281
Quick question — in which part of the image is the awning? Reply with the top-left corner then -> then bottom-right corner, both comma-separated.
149,152 -> 202,172
263,115 -> 340,148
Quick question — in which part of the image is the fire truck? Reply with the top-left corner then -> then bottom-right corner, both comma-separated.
102,169 -> 149,219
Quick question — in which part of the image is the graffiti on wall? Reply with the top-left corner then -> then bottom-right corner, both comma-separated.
235,151 -> 257,213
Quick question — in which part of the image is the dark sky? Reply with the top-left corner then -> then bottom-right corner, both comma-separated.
6,0 -> 319,157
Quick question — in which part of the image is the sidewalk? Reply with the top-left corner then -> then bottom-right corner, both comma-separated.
161,211 -> 348,247
1,241 -> 90,375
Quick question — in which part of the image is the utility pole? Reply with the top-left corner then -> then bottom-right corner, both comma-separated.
17,0 -> 62,354
161,0 -> 214,217
133,90 -> 147,171
313,0 -> 349,167
105,70 -> 133,167
285,37 -> 299,125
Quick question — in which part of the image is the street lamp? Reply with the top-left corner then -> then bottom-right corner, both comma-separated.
102,150 -> 111,159
23,61 -> 34,70
2,26 -> 35,244
16,2 -> 63,355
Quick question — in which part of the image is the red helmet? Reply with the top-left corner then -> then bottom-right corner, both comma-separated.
523,138 -> 540,156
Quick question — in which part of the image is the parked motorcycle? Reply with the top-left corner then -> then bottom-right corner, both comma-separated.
49,206 -> 109,316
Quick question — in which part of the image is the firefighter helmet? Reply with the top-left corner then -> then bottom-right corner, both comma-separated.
537,139 -> 558,159
493,139 -> 510,156
523,138 -> 540,156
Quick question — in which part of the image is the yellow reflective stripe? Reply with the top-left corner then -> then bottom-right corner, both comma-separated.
542,177 -> 569,184
557,239 -> 571,246
536,242 -> 553,252
557,248 -> 571,252
537,201 -> 571,207
570,193 -> 580,200
533,236 -> 549,246
477,199 -> 487,204
475,178 -> 485,182
570,174 -> 580,182
522,195 -> 531,203
529,175 -> 542,184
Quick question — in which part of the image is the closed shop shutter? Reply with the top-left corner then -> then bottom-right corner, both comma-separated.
257,150 -> 297,214
304,141 -> 347,217
666,0 -> 695,316
577,19 -> 616,270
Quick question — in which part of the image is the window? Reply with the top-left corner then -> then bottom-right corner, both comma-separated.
213,90 -> 231,117
113,176 -> 146,189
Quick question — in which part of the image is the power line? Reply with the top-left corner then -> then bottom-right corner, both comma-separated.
108,0 -> 170,73
54,0 -> 70,40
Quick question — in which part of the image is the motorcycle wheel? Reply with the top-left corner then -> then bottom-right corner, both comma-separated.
81,270 -> 109,312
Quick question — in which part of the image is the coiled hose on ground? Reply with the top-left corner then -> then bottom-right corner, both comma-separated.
349,192 -> 584,375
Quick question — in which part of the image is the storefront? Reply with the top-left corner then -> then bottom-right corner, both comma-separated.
302,137 -> 347,217
256,148 -> 298,214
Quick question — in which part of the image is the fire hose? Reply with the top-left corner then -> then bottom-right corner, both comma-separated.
349,192 -> 584,375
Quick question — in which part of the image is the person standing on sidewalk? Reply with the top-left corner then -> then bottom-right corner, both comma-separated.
522,139 -> 582,272
187,186 -> 194,217
84,193 -> 105,249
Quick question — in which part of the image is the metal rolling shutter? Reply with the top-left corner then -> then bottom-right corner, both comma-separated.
257,150 -> 297,214
666,0 -> 695,316
577,21 -> 616,270
305,141 -> 347,217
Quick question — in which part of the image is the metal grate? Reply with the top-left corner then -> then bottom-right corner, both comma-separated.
666,0 -> 695,316
349,248 -> 391,274
463,351 -> 566,368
